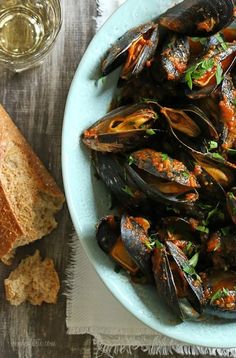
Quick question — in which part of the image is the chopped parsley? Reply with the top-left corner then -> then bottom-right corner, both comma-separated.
215,33 -> 228,51
215,63 -> 224,85
191,37 -> 208,45
188,252 -> 199,268
196,225 -> 209,234
146,129 -> 156,136
161,153 -> 169,161
228,148 -> 236,155
128,155 -> 134,166
182,261 -> 201,281
183,241 -> 193,256
211,152 -> 225,161
185,59 -> 214,90
210,287 -> 230,305
208,140 -> 218,151
182,171 -> 190,179
122,185 -> 135,197
143,238 -> 164,250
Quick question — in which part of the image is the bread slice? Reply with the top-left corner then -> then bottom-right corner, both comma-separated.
4,250 -> 60,305
0,105 -> 64,263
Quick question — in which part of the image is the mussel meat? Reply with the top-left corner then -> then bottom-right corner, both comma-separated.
102,22 -> 159,79
82,103 -> 159,153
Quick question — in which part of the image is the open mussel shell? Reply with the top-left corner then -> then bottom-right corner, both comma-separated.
192,152 -> 236,189
125,149 -> 199,205
186,43 -> 236,99
152,246 -> 183,319
96,215 -> 139,274
82,103 -> 158,153
160,105 -> 219,153
203,270 -> 236,319
101,22 -> 159,79
152,241 -> 204,321
92,151 -> 147,209
166,241 -> 204,315
121,214 -> 153,282
161,34 -> 190,81
158,0 -> 234,37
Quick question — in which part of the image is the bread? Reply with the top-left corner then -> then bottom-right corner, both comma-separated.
4,250 -> 60,305
0,105 -> 65,263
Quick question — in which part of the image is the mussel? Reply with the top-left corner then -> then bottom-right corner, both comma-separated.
161,34 -> 190,81
96,215 -> 139,274
158,0 -> 235,37
121,214 -> 153,282
203,270 -> 236,319
126,148 -> 199,205
186,42 -> 236,99
160,105 -> 219,154
82,103 -> 159,153
219,74 -> 236,153
102,22 -> 159,79
92,151 -> 147,209
152,240 -> 204,320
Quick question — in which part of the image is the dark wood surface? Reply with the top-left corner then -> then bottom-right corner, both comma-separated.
0,1 -> 214,357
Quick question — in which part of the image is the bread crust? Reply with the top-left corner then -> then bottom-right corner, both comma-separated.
0,105 -> 64,259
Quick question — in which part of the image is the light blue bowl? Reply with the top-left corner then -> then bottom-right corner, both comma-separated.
62,0 -> 236,347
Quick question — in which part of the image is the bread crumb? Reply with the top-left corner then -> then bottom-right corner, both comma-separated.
4,250 -> 60,305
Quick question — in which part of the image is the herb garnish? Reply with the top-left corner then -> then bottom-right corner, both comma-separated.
208,140 -> 218,151
191,37 -> 208,46
185,59 -> 214,90
220,226 -> 231,236
196,225 -> 209,234
211,152 -> 225,161
122,185 -> 135,197
161,153 -> 168,161
188,252 -> 199,268
215,63 -> 224,85
128,155 -> 134,166
146,129 -> 156,136
215,33 -> 228,51
182,260 -> 201,282
210,288 -> 230,305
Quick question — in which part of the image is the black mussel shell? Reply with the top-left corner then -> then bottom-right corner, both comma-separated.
92,151 -> 147,209
166,241 -> 204,315
158,0 -> 234,37
121,214 -> 153,281
96,215 -> 120,253
102,22 -> 159,79
186,43 -> 236,99
160,105 -> 219,153
192,152 -> 236,189
161,34 -> 190,81
219,74 -> 236,153
82,103 -> 158,153
152,246 -> 183,319
130,148 -> 200,187
125,149 -> 199,206
203,270 -> 236,319
96,215 -> 139,274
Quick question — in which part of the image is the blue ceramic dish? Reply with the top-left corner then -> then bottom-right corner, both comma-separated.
62,0 -> 236,347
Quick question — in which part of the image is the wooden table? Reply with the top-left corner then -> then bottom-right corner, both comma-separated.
0,1 -> 213,357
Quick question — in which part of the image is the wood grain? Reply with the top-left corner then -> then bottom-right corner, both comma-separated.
0,0 -> 215,357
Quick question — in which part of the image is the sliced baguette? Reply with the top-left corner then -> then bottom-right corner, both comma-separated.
4,250 -> 60,305
0,105 -> 64,262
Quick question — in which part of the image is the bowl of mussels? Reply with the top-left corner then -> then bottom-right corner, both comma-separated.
63,0 -> 236,347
